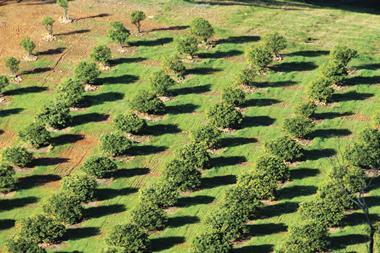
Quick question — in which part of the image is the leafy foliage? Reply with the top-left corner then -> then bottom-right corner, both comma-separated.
82,156 -> 118,178
91,45 -> 112,65
255,155 -> 290,183
150,70 -> 176,96
207,103 -> 243,129
74,61 -> 100,84
20,38 -> 36,55
56,78 -> 85,108
283,116 -> 315,139
191,124 -> 221,149
190,18 -> 214,43
131,202 -> 168,231
222,185 -> 262,218
0,75 -> 9,93
192,232 -> 232,253
113,113 -> 146,134
176,36 -> 198,58
130,90 -> 165,114
36,101 -> 71,129
139,180 -> 179,208
263,32 -> 287,57
62,174 -> 97,203
163,159 -> 201,191
5,57 -> 20,75
109,21 -> 130,47
0,164 -> 16,193
295,101 -> 317,118
7,237 -> 46,253
130,11 -> 146,33
3,146 -> 33,168
42,16 -> 55,35
307,76 -> 334,104
265,135 -> 304,162
101,132 -> 132,157
222,87 -> 246,107
237,173 -> 278,200
246,44 -> 273,72
43,192 -> 83,225
19,123 -> 51,148
162,54 -> 186,79
237,67 -> 256,87
177,142 -> 211,170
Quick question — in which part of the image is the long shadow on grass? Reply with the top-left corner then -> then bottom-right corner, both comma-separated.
165,103 -> 199,115
64,227 -> 100,241
364,195 -> 380,208
71,113 -> 109,126
302,148 -> 337,161
185,67 -> 222,76
52,134 -> 84,147
217,35 -> 260,45
243,98 -> 281,108
85,204 -> 126,219
290,167 -> 320,180
272,61 -> 317,72
151,237 -> 185,251
96,187 -> 138,201
330,234 -> 369,250
96,74 -> 139,85
172,84 -> 211,96
345,76 -> 380,86
247,222 -> 287,236
129,37 -> 173,47
211,155 -> 247,167
109,57 -> 146,66
201,175 -> 236,189
313,111 -> 353,120
22,67 -> 52,75
0,108 -> 23,117
0,219 -> 15,230
286,50 -> 329,57
233,244 -> 273,253
176,195 -> 215,207
343,212 -> 379,227
83,92 -> 124,106
198,49 -> 243,59
33,157 -> 69,166
17,174 -> 61,190
168,215 -> 200,228
4,86 -> 47,96
219,137 -> 257,148
37,47 -> 65,56
55,29 -> 91,36
0,196 -> 39,211
331,91 -> 374,102
143,123 -> 181,136
128,145 -> 167,156
357,63 -> 380,71
259,201 -> 298,218
149,25 -> 189,32
277,185 -> 317,200
113,167 -> 150,179
242,116 -> 276,128
308,129 -> 351,139
257,80 -> 297,88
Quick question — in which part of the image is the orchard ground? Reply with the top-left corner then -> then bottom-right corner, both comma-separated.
0,0 -> 379,252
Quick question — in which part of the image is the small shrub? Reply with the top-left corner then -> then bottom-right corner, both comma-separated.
283,116 -> 315,139
191,124 -> 221,149
139,180 -> 179,208
150,70 -> 176,96
319,59 -> 345,84
192,232 -> 232,253
57,0 -> 69,19
61,174 -> 97,203
56,78 -> 84,108
130,90 -> 165,114
3,146 -> 33,167
131,202 -> 168,231
131,11 -> 146,33
222,87 -> 246,107
20,37 -> 36,56
163,159 -> 201,191
101,132 -> 132,157
237,67 -> 256,87
177,142 -> 211,170
255,155 -> 289,183
0,165 -> 16,193
43,192 -> 83,225
0,75 -> 9,94
330,45 -> 358,73
237,173 -> 278,200
162,54 -> 186,79
246,44 -> 273,72
5,57 -> 20,76
74,61 -> 100,84
222,185 -> 262,218
7,237 -> 46,253
307,76 -> 334,104
109,21 -> 130,48
176,36 -> 198,59
82,156 -> 118,178
36,102 -> 71,129
91,45 -> 112,66
295,100 -> 317,118
265,135 -> 304,162
42,16 -> 54,35
207,103 -> 243,129
190,18 -> 214,43
19,123 -> 51,148
263,32 -> 287,58
113,113 -> 146,134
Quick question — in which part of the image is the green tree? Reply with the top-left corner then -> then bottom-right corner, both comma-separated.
131,202 -> 168,231
139,180 -> 179,208
109,21 -> 130,48
130,11 -> 146,33
191,124 -> 221,149
207,103 -> 243,129
222,87 -> 246,107
61,174 -> 97,203
283,116 -> 315,139
91,45 -> 112,66
7,237 -> 46,253
255,155 -> 289,183
43,192 -> 83,225
265,135 -> 304,162
237,173 -> 278,200
56,0 -> 69,20
162,54 -> 186,79
150,70 -> 176,96
307,76 -> 334,104
0,164 -> 16,193
3,146 -> 33,168
190,18 -> 214,44
237,67 -> 256,87
36,101 -> 71,129
295,100 -> 317,118
113,113 -> 146,134
56,78 -> 85,108
177,142 -> 210,170
20,38 -> 36,57
246,44 -> 273,72
82,156 -> 118,178
130,90 -> 165,114
19,123 -> 51,148
5,57 -> 20,76
176,36 -> 198,59
101,132 -> 132,157
329,45 -> 358,75
222,185 -> 262,218
163,159 -> 201,191
0,75 -> 9,94
192,232 -> 232,253
263,32 -> 287,59
42,16 -> 55,35
74,61 -> 100,84
319,59 -> 345,84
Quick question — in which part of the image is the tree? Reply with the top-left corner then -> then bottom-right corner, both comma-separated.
0,165 -> 16,193
130,90 -> 165,114
150,70 -> 176,96
192,232 -> 232,253
162,54 -> 186,80
139,180 -> 179,208
222,87 -> 246,107
263,32 -> 287,59
19,214 -> 65,244
91,45 -> 112,67
113,113 -> 146,134
36,101 -> 71,129
265,135 -> 304,162
307,76 -> 334,104
109,21 -> 130,48
0,75 -> 9,94
101,132 -> 132,157
82,156 -> 117,178
131,11 -> 146,33
246,44 -> 273,72
56,0 -> 69,21
282,222 -> 329,253
43,192 -> 83,225
42,16 -> 55,36
345,128 -> 380,169
190,18 -> 214,44
283,116 -> 315,139
3,146 -> 33,168
61,174 -> 97,203
295,100 -> 317,118
222,185 -> 262,218
237,67 -> 256,87
319,59 -> 346,84
163,159 -> 201,191
74,61 -> 100,84
20,38 -> 36,57
7,237 -> 46,253
131,202 -> 168,231
191,124 -> 221,149
176,36 -> 198,59
177,142 -> 210,170
5,57 -> 20,76
56,78 -> 85,108
330,45 -> 358,74
237,173 -> 278,200
255,155 -> 289,183
19,123 -> 51,148
207,103 -> 243,129
105,223 -> 150,253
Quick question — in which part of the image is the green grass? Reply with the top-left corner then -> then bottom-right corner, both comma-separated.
1,1 -> 380,252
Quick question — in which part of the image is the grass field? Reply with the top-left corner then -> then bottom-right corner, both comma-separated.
0,0 -> 379,252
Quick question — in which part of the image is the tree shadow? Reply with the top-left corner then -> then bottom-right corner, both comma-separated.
217,35 -> 260,45
0,108 -> 24,117
143,123 -> 181,136
85,204 -> 126,219
357,63 -> 380,71
219,136 -> 257,148
313,111 -> 353,120
71,113 -> 109,126
201,175 -> 236,189
233,244 -> 273,253
96,187 -> 138,201
272,61 -> 317,72
242,115 -> 276,128
33,157 -> 69,166
113,167 -> 150,179
308,129 -> 351,139
37,47 -> 65,56
129,37 -> 173,47
302,148 -> 337,161
277,185 -> 317,200
128,145 -> 168,156
176,195 -> 215,207
345,76 -> 380,86
247,222 -> 287,236
198,49 -> 243,59
286,50 -> 329,57
165,103 -> 199,115
4,86 -> 47,96
331,91 -> 374,102
109,57 -> 146,66
0,219 -> 15,230
17,174 -> 61,190
96,74 -> 139,85
55,29 -> 91,36
257,80 -> 297,88
22,67 -> 52,75
290,167 -> 320,180
52,134 -> 84,147
364,195 -> 380,208
243,98 -> 281,108
149,25 -> 189,32
172,84 -> 211,96
168,215 -> 200,228
342,212 -> 379,227
0,196 -> 39,211
330,234 -> 369,250
83,92 -> 124,107
211,156 -> 247,167
185,67 -> 222,76
259,201 -> 299,218
151,236 -> 185,252
75,13 -> 110,21
64,227 -> 100,241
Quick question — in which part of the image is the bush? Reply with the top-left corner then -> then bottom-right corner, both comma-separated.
236,67 -> 256,87
150,70 -> 176,96
101,132 -> 132,157
20,37 -> 36,56
62,174 -> 97,203
162,54 -> 186,79
3,146 -> 33,167
19,123 -> 51,148
82,156 -> 118,178
113,113 -> 146,134
191,124 -> 221,149
295,101 -> 317,118
307,76 -> 334,104
190,18 -> 214,43
36,102 -> 71,129
19,214 -> 65,244
7,237 -> 46,253
192,232 -> 232,253
265,135 -> 304,162
256,155 -> 289,183
91,45 -> 112,65
57,0 -> 68,18
176,36 -> 198,59
222,87 -> 246,107
56,78 -> 84,108
131,202 -> 168,231
0,75 -> 9,93
139,180 -> 179,208
373,111 -> 380,128
109,21 -> 130,47
43,192 -> 83,225
5,57 -> 20,75
263,32 -> 287,58
106,223 -> 150,253
208,103 -> 243,129
74,61 -> 100,84
283,116 -> 315,139
177,142 -> 211,170
130,90 -> 165,114
0,165 -> 16,193
42,16 -> 55,35
330,45 -> 357,73
282,222 -> 329,253
131,11 -> 146,33
319,59 -> 345,84
222,185 -> 262,218
163,159 -> 201,191
237,173 -> 278,200
246,44 -> 273,72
